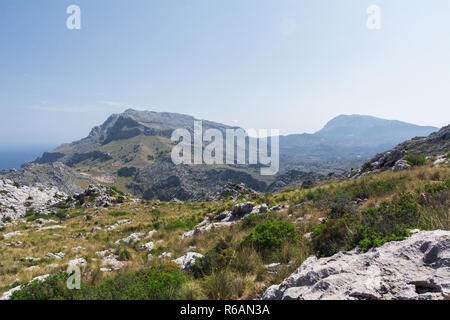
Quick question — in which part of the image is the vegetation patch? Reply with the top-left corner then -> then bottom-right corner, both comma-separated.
404,153 -> 426,166
11,266 -> 187,300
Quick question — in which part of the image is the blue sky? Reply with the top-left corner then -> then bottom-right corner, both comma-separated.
1,0 -> 449,146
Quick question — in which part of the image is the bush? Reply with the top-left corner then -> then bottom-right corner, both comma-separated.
312,193 -> 421,257
324,191 -> 354,219
404,153 -> 426,166
118,248 -> 132,261
165,215 -> 198,231
242,221 -> 298,252
190,239 -> 232,278
1,216 -> 12,223
11,267 -> 187,300
418,179 -> 450,196
311,217 -> 356,257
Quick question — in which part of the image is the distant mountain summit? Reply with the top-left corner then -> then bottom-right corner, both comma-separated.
315,114 -> 438,147
278,115 -> 438,171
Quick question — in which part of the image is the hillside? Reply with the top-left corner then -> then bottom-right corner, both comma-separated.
354,124 -> 450,177
1,160 -> 448,300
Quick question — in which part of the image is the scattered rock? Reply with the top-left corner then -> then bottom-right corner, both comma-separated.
265,263 -> 281,269
392,159 -> 412,171
18,257 -> 40,263
101,254 -> 124,269
115,232 -> 145,245
160,252 -> 172,259
270,204 -> 283,212
139,241 -> 154,251
67,258 -> 86,267
39,225 -> 65,231
46,252 -> 65,259
3,231 -> 23,239
252,204 -> 268,214
173,252 -> 203,270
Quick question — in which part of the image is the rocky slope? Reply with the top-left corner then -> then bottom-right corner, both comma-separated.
352,124 -> 449,177
0,162 -> 94,194
262,230 -> 450,300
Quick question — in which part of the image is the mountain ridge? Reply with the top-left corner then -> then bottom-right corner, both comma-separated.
0,109 -> 441,200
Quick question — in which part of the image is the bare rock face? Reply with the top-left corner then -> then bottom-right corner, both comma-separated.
231,202 -> 254,217
261,230 -> 450,300
0,179 -> 65,221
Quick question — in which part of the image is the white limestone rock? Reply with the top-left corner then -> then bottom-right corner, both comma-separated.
261,230 -> 450,300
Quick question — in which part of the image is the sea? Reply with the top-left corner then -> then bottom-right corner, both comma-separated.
0,145 -> 56,170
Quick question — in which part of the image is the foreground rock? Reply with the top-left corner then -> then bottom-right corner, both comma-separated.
262,230 -> 450,300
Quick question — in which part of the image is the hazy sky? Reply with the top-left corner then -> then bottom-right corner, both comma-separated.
1,0 -> 449,146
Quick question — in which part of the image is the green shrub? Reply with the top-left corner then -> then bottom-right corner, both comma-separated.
311,217 -> 356,257
242,221 -> 298,252
11,267 -> 187,300
240,212 -> 269,229
190,239 -> 232,278
1,216 -> 12,223
165,216 -> 198,231
324,191 -> 354,219
118,248 -> 132,261
312,193 -> 421,257
404,153 -> 426,166
418,179 -> 450,196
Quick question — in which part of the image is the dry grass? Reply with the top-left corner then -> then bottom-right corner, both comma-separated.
0,164 -> 448,299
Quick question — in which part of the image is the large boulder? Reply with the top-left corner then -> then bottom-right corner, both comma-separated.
392,159 -> 412,171
231,202 -> 254,217
261,230 -> 450,300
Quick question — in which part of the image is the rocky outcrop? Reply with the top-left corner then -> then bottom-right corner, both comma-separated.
262,230 -> 450,300
181,202 -> 270,238
392,159 -> 412,171
0,179 -> 66,221
231,202 -> 254,217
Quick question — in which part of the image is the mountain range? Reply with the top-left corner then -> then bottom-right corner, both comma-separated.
0,109 -> 440,200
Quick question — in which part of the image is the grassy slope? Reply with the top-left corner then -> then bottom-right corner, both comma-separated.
0,164 -> 449,299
